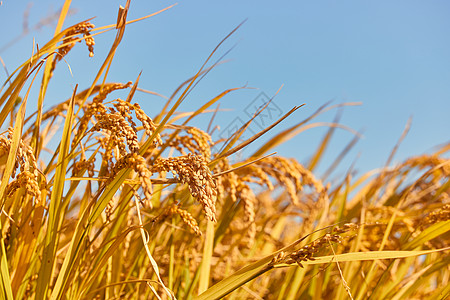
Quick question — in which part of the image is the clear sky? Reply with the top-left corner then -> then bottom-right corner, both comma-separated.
1,1 -> 449,181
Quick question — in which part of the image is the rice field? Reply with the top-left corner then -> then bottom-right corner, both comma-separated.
0,2 -> 449,299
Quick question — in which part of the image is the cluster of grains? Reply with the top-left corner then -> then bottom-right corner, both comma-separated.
395,155 -> 450,208
163,127 -> 212,159
113,100 -> 161,145
302,185 -> 330,229
109,153 -> 153,202
93,110 -> 140,154
238,164 -> 274,191
104,195 -> 118,222
236,181 -> 257,243
270,223 -> 358,268
71,89 -> 161,181
378,154 -> 450,235
254,157 -> 329,233
283,236 -> 340,268
85,99 -> 161,212
152,154 -> 217,222
0,128 -> 40,199
213,158 -> 258,241
72,157 -> 95,178
36,81 -> 170,224
74,82 -> 132,148
153,204 -> 202,236
419,204 -> 450,228
50,21 -> 95,76
360,224 -> 402,251
403,154 -> 450,176
6,171 -> 40,198
213,157 -> 239,202
213,156 -> 329,244
252,157 -> 325,205
365,206 -> 413,232
80,98 -> 161,164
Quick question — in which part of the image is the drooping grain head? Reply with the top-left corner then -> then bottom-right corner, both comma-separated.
153,153 -> 217,222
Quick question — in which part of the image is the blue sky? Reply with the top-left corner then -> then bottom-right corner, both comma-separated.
1,1 -> 449,180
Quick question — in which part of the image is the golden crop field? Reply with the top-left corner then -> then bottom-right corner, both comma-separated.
0,2 -> 449,299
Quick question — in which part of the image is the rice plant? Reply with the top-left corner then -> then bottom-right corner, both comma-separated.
0,1 -> 448,299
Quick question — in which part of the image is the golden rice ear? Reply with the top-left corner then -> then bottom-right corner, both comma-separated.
152,154 -> 218,222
